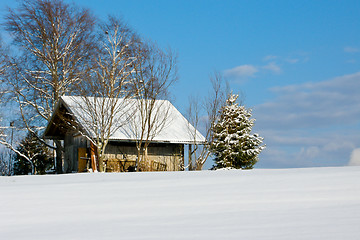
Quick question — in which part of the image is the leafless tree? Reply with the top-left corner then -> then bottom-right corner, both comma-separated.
0,37 -> 7,78
67,17 -> 139,172
0,122 -> 30,175
0,150 -> 11,176
0,132 -> 37,175
128,44 -> 177,171
2,0 -> 96,173
0,38 -> 12,176
186,72 -> 228,170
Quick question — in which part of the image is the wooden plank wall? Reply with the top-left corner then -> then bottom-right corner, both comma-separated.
104,142 -> 184,172
64,136 -> 185,172
64,134 -> 88,172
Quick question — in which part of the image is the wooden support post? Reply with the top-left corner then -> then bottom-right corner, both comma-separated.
90,142 -> 98,172
181,144 -> 185,171
188,144 -> 192,171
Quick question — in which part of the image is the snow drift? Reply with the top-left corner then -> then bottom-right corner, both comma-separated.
1,167 -> 360,239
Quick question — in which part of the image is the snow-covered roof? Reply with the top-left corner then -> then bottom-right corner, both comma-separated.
45,96 -> 206,144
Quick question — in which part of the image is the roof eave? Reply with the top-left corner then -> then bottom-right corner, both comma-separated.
108,138 -> 206,145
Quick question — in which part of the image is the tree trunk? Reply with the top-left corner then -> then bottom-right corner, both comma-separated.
144,147 -> 148,171
136,144 -> 142,172
30,162 -> 35,175
98,156 -> 104,172
195,162 -> 204,170
188,144 -> 193,171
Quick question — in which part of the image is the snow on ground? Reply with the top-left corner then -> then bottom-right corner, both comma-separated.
1,167 -> 360,240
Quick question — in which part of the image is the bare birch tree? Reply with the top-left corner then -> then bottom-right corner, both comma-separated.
0,37 -> 6,77
0,122 -> 30,175
67,17 -> 139,172
0,151 -> 11,176
186,72 -> 228,170
2,0 -> 96,173
0,38 -> 12,176
128,44 -> 177,171
0,134 -> 37,175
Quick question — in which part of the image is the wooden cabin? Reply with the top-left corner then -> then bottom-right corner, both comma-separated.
44,96 -> 205,172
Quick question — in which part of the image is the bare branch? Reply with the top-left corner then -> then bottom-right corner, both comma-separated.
2,0 -> 96,173
68,16 -> 139,172
128,43 -> 178,171
186,71 -> 227,170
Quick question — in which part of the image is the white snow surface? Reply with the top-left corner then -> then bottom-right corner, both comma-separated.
1,167 -> 360,239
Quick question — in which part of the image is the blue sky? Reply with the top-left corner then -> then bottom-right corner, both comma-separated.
1,0 -> 360,169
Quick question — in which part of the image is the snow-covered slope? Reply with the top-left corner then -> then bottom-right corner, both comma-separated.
1,167 -> 360,240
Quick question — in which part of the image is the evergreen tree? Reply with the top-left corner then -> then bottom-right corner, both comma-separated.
14,132 -> 53,175
211,94 -> 265,169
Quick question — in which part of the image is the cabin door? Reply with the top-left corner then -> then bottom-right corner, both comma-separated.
78,148 -> 87,172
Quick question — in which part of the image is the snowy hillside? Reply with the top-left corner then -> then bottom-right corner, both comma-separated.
1,167 -> 360,240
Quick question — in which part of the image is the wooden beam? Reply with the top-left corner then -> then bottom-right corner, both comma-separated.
188,144 -> 192,171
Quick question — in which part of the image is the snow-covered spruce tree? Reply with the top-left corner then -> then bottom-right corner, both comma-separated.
211,94 -> 265,169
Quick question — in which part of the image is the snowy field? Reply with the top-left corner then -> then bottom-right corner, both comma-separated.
1,167 -> 360,240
